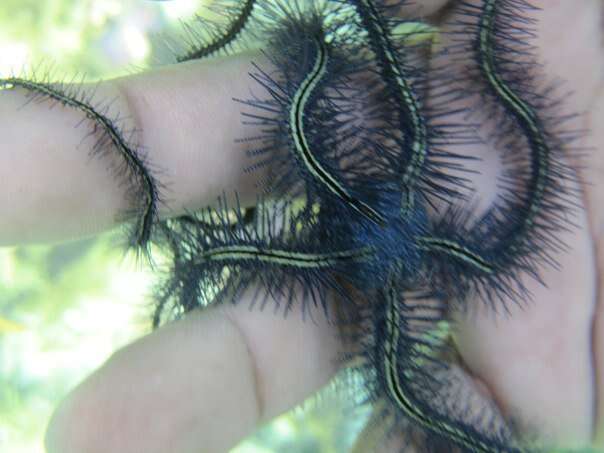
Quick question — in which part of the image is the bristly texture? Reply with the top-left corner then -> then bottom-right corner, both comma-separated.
4,1 -> 585,449
151,195 -> 373,327
323,189 -> 429,290
349,279 -> 525,453
0,74 -> 164,261
141,0 -> 581,451
176,0 -> 258,62
343,0 -> 477,215
239,0 -> 473,229
347,0 -> 430,215
236,1 -> 403,227
419,0 -> 580,310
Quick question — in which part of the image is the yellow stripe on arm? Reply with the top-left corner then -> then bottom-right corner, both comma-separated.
289,37 -> 385,226
382,287 -> 513,452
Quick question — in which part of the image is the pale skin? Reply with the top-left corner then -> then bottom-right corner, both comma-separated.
1,0 -> 603,451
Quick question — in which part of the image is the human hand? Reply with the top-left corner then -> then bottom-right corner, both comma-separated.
1,0 -> 602,452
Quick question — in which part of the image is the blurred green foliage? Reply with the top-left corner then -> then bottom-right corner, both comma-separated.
0,235 -> 153,453
0,1 -> 366,452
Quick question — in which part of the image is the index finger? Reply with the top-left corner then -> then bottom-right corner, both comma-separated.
0,53 -> 266,246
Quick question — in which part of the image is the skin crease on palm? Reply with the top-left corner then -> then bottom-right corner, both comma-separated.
0,0 -> 602,451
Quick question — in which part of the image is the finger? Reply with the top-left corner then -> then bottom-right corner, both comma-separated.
434,1 -> 601,448
0,53 -> 267,246
565,1 -> 604,448
538,0 -> 604,447
44,294 -> 339,453
453,214 -> 595,447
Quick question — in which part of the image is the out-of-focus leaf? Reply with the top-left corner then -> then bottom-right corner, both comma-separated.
0,316 -> 25,333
